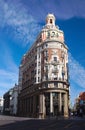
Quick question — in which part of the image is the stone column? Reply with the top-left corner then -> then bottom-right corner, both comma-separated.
50,92 -> 53,116
39,94 -> 44,119
33,96 -> 36,117
64,93 -> 69,117
59,92 -> 62,115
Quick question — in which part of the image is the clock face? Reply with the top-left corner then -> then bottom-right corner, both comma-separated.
48,31 -> 59,38
51,31 -> 56,37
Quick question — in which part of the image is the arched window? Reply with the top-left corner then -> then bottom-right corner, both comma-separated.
50,19 -> 53,24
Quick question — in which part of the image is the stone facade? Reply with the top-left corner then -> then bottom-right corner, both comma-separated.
3,89 -> 13,115
18,14 -> 70,118
0,97 -> 4,114
3,84 -> 18,116
10,84 -> 18,115
74,92 -> 85,115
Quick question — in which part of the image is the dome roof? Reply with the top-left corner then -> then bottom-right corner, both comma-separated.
46,13 -> 55,19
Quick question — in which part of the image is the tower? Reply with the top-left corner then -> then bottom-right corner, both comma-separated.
18,14 -> 70,118
46,13 -> 55,26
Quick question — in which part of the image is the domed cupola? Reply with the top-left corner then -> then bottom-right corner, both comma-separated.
46,13 -> 55,26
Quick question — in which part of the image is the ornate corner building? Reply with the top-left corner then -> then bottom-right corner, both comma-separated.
18,14 -> 70,118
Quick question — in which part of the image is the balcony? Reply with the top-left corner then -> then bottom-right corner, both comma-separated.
42,76 -> 69,84
52,69 -> 59,73
51,60 -> 60,65
42,77 -> 50,82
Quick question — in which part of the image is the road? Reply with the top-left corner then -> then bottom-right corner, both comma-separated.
0,115 -> 85,130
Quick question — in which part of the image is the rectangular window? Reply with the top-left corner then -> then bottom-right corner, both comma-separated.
38,61 -> 40,66
45,83 -> 48,88
54,82 -> 58,87
54,57 -> 57,61
45,57 -> 48,61
34,78 -> 36,82
38,77 -> 39,82
46,75 -> 48,80
45,66 -> 48,72
46,44 -> 48,47
44,50 -> 48,57
38,69 -> 40,74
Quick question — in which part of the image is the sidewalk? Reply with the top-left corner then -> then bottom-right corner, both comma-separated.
48,115 -> 85,120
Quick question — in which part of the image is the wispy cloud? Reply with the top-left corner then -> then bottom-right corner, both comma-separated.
0,69 -> 18,81
0,0 -> 84,47
20,0 -> 85,20
0,64 -> 18,96
69,53 -> 85,89
0,0 -> 41,46
0,68 -> 18,96
0,43 -> 18,72
0,44 -> 18,96
68,53 -> 85,104
54,0 -> 85,19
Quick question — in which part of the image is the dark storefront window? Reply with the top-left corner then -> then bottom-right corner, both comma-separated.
45,93 -> 50,116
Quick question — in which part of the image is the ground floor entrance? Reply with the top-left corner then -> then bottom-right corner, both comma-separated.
18,91 -> 69,118
45,92 -> 65,117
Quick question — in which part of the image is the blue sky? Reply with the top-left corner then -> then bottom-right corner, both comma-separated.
0,0 -> 85,105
